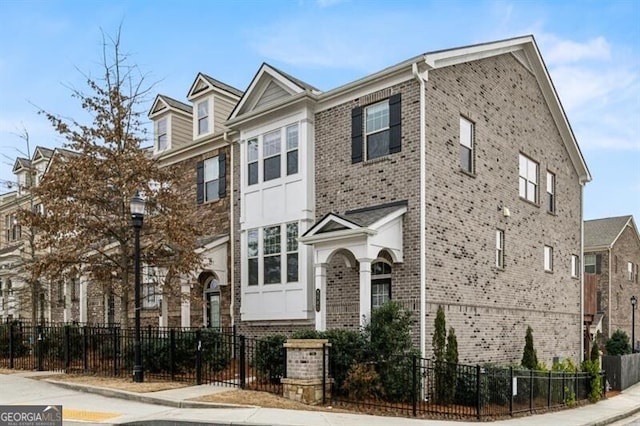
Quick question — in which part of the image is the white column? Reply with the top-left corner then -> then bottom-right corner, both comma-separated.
159,293 -> 168,327
359,258 -> 372,327
63,280 -> 69,323
79,277 -> 87,323
314,263 -> 327,331
180,283 -> 191,328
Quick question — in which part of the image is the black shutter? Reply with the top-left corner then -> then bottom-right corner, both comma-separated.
595,254 -> 602,274
196,160 -> 204,204
218,153 -> 226,198
389,93 -> 402,154
351,106 -> 363,163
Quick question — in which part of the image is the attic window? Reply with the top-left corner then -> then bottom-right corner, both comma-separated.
197,101 -> 209,135
157,118 -> 168,151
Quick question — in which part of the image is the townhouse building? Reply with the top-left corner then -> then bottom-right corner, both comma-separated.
226,35 -> 591,365
584,215 -> 640,352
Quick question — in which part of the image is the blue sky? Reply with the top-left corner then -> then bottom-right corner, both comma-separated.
0,0 -> 638,221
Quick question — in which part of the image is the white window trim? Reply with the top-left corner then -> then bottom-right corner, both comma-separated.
544,245 -> 554,272
244,223 -> 299,288
364,100 -> 390,161
519,154 -> 539,204
243,122 -> 300,188
156,117 -> 170,153
628,262 -> 634,281
204,156 -> 220,203
496,229 -> 505,269
194,97 -> 213,138
546,171 -> 556,213
584,254 -> 596,274
460,116 -> 474,173
571,254 -> 579,278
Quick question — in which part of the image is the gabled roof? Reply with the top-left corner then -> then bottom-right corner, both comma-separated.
186,72 -> 243,101
302,201 -> 408,239
584,215 -> 637,249
148,94 -> 192,119
33,146 -> 53,162
12,157 -> 31,173
228,63 -> 320,121
42,147 -> 80,177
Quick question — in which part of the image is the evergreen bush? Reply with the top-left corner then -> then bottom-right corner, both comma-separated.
605,329 -> 631,355
253,334 -> 286,383
521,326 -> 538,369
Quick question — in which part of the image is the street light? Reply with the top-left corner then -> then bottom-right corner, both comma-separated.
130,191 -> 145,382
632,295 -> 637,354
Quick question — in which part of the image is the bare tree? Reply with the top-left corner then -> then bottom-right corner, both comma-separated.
28,28 -> 211,326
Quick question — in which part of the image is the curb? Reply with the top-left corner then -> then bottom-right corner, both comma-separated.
44,379 -> 255,410
584,404 -> 640,426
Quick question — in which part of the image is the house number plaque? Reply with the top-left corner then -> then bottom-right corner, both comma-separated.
315,289 -> 321,312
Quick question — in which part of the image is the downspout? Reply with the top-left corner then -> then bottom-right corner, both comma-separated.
413,62 -> 427,359
224,131 -> 235,328
580,182 -> 585,362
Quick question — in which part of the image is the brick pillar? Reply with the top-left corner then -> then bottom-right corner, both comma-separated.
281,339 -> 332,405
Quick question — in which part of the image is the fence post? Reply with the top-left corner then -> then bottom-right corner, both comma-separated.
82,326 -> 88,372
575,372 -> 579,401
412,355 -> 417,417
547,370 -> 552,408
601,371 -> 606,398
509,367 -> 513,416
169,329 -> 175,381
113,327 -> 119,376
9,322 -> 14,369
476,365 -> 481,420
36,325 -> 44,371
561,371 -> 565,403
239,335 -> 246,389
322,344 -> 327,405
232,324 -> 237,359
529,369 -> 533,413
196,329 -> 202,385
64,325 -> 70,373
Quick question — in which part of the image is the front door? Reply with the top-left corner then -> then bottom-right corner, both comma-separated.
207,292 -> 220,329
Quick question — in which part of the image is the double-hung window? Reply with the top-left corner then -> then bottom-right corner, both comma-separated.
247,229 -> 259,286
286,125 -> 299,176
365,101 -> 390,160
197,101 -> 209,135
142,265 -> 160,309
629,262 -> 634,281
371,262 -> 391,309
571,255 -> 579,278
263,226 -> 281,284
584,254 -> 596,274
263,130 -> 281,181
286,223 -> 298,282
157,118 -> 168,151
197,155 -> 226,204
547,171 -> 556,213
204,157 -> 220,202
460,117 -> 474,173
519,154 -> 539,203
247,139 -> 259,185
544,245 -> 554,272
496,229 -> 505,268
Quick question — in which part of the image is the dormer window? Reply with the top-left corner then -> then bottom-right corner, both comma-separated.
197,100 -> 209,135
157,118 -> 168,151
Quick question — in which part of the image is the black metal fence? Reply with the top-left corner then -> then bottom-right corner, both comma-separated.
0,321 -> 282,395
328,351 -> 606,419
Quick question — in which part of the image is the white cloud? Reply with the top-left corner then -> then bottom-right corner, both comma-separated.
542,36 -> 611,65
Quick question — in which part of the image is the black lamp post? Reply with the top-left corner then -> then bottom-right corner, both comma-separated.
632,295 -> 637,354
130,191 -> 145,382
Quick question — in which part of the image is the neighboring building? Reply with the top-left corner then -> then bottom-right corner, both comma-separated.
227,35 -> 591,365
584,215 -> 640,352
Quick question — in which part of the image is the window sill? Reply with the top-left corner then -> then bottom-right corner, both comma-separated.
203,198 -> 222,205
544,270 -> 554,274
519,197 -> 540,208
571,276 -> 580,280
547,210 -> 557,217
492,266 -> 505,272
363,156 -> 391,166
458,168 -> 476,178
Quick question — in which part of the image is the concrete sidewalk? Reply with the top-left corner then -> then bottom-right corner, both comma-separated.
8,372 -> 640,425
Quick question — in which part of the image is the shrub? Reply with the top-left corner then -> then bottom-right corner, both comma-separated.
253,334 -> 286,384
443,327 -> 459,404
590,342 -> 600,362
605,329 -> 631,355
342,362 -> 380,400
521,326 -> 538,370
581,359 -> 602,403
0,322 -> 29,358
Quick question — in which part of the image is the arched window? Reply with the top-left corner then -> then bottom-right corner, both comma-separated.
371,261 -> 391,309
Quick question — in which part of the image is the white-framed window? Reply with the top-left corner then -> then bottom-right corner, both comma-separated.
247,229 -> 259,286
70,276 -> 79,301
496,229 -> 505,269
365,100 -> 390,160
246,223 -> 299,287
286,222 -> 298,283
143,265 -> 160,309
584,254 -> 596,274
204,156 -> 220,202
371,261 -> 391,309
263,225 -> 281,284
546,171 -> 556,213
628,262 -> 634,281
286,125 -> 299,176
157,118 -> 168,151
544,245 -> 554,272
460,116 -> 474,173
247,139 -> 259,186
5,214 -> 20,242
571,255 -> 579,278
263,130 -> 281,182
519,154 -> 539,203
197,100 -> 209,135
